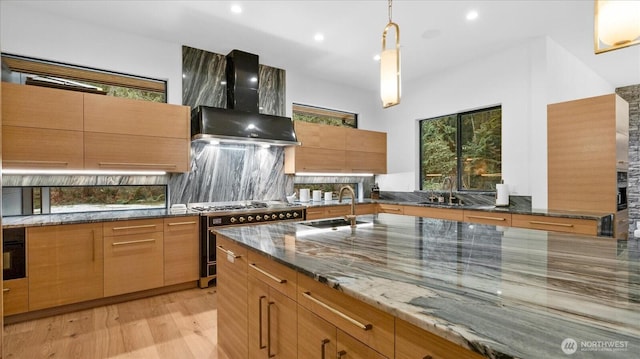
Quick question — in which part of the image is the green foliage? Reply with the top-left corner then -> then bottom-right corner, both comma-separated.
50,186 -> 166,206
87,82 -> 166,102
293,113 -> 356,128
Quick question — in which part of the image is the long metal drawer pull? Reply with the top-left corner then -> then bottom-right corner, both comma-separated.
250,263 -> 287,284
259,296 -> 267,349
98,162 -> 177,168
423,356 -> 434,359
321,339 -> 330,359
467,215 -> 506,221
302,291 -> 373,331
167,221 -> 197,226
111,224 -> 157,231
528,220 -> 574,228
267,301 -> 275,358
112,238 -> 156,246
4,160 -> 69,166
384,207 -> 402,212
216,245 -> 241,258
337,350 -> 347,358
3,288 -> 10,293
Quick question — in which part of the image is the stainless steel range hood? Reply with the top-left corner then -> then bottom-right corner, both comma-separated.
191,50 -> 299,146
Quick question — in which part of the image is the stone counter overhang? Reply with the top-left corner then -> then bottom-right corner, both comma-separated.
214,213 -> 640,359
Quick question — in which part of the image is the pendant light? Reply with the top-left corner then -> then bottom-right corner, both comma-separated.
381,0 -> 401,108
594,0 -> 640,54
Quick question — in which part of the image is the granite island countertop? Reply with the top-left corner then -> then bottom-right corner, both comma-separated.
214,213 -> 640,359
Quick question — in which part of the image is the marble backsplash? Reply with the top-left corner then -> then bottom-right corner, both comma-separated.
168,142 -> 291,205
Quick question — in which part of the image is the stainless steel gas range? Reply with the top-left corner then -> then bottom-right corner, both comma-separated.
190,201 -> 306,288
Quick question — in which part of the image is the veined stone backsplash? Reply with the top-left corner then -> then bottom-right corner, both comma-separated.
168,142 -> 291,204
617,84 -> 640,237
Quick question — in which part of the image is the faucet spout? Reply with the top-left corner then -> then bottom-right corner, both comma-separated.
442,176 -> 455,205
338,185 -> 357,227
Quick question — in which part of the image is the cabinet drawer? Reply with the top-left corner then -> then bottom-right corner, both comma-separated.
305,208 -> 328,220
403,205 -> 464,221
463,210 -> 512,226
103,218 -> 163,236
512,214 -> 597,236
104,231 -> 164,296
326,206 -> 350,217
3,278 -> 28,316
356,203 -> 376,215
377,204 -> 404,215
297,274 -> 394,358
248,251 -> 297,299
396,318 -> 484,359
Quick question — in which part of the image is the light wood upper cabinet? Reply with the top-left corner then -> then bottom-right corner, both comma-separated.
1,82 -> 83,131
103,219 -> 164,297
84,93 -> 190,139
84,132 -> 189,172
285,121 -> 387,174
27,223 -> 104,311
2,126 -> 84,169
163,217 -> 200,286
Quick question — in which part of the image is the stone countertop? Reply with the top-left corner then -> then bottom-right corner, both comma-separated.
214,213 -> 640,359
1,208 -> 200,228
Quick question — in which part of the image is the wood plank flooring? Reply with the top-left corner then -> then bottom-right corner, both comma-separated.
3,287 -> 218,359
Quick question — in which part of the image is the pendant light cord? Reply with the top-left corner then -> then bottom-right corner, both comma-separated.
388,0 -> 393,22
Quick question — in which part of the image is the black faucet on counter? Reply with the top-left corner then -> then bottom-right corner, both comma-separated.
338,185 -> 357,227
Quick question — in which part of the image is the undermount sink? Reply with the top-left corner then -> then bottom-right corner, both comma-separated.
302,218 -> 368,229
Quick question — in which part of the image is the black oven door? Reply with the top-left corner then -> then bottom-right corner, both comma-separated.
3,228 -> 26,280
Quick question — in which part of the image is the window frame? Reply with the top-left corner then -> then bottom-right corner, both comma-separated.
419,105 -> 502,192
292,103 -> 358,128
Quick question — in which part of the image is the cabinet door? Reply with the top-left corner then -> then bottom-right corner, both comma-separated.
267,288 -> 297,358
295,121 -> 346,150
2,126 -> 84,169
463,210 -> 512,226
286,147 -> 346,173
396,318 -> 484,359
163,217 -> 199,285
217,236 -> 249,359
3,278 -> 28,315
403,206 -> 463,221
104,231 -> 164,297
337,329 -> 387,359
345,151 -> 386,174
298,306 -> 337,359
84,93 -> 190,139
84,132 -> 189,172
511,214 -> 597,236
1,82 -> 83,131
28,223 -> 104,310
345,128 -> 386,154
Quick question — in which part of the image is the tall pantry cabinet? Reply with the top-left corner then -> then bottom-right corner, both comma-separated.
548,93 -> 629,239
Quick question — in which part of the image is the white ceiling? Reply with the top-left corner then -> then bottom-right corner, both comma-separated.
6,0 -> 640,92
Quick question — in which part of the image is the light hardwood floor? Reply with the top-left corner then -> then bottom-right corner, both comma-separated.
3,287 -> 218,359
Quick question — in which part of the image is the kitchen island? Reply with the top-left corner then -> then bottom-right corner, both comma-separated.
215,213 -> 640,358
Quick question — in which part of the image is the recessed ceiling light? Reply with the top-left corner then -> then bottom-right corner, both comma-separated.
314,33 -> 324,42
373,54 -> 381,61
466,10 -> 479,21
231,4 -> 242,14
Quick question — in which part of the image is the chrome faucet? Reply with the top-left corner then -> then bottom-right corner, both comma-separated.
442,176 -> 455,205
338,185 -> 357,227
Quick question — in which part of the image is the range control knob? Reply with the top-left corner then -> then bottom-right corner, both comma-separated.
286,212 -> 292,218
293,212 -> 299,218
247,216 -> 254,222
230,217 -> 237,223
279,213 -> 285,219
271,214 -> 277,220
256,215 -> 262,221
239,217 -> 246,223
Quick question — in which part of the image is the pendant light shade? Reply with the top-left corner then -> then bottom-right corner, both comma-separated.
381,0 -> 401,108
594,0 -> 640,53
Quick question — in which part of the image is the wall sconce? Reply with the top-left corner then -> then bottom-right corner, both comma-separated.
381,0 -> 401,108
594,0 -> 640,54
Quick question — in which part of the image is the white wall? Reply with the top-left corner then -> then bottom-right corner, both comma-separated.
375,37 -> 614,208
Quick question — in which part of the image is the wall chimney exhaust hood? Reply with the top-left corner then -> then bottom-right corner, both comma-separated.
191,50 -> 300,146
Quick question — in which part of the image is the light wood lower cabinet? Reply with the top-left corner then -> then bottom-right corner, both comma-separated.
337,329 -> 387,359
511,214 -> 597,236
306,204 -> 377,221
377,204 -> 404,215
103,219 -> 164,297
463,210 -> 512,226
2,278 -> 28,315
163,217 -> 199,286
395,318 -> 484,359
217,236 -> 249,359
27,223 -> 104,310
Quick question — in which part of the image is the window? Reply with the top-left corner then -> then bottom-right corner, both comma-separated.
293,103 -> 357,128
1,54 -> 166,102
420,106 -> 501,191
293,183 -> 358,200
